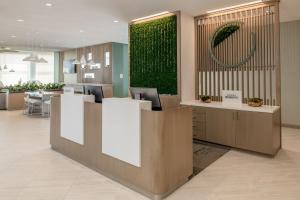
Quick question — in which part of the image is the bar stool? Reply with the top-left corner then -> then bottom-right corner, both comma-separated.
27,98 -> 43,116
43,100 -> 50,117
23,96 -> 30,115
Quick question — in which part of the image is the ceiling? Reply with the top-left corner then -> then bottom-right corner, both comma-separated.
0,0 -> 298,51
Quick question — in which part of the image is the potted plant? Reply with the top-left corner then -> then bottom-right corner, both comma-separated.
200,95 -> 211,103
43,83 -> 65,91
3,84 -> 29,110
248,98 -> 263,107
3,82 -> 65,110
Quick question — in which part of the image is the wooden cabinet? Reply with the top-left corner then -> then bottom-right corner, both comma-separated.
192,107 -> 281,155
205,108 -> 235,146
235,110 -> 281,155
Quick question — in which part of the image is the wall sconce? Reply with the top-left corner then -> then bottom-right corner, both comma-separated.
105,52 -> 110,67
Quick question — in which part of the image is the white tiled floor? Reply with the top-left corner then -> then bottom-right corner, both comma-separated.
1,111 -> 300,200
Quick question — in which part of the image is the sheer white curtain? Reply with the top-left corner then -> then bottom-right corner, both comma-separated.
0,52 -> 55,86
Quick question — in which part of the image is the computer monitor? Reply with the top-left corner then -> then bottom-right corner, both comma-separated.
129,87 -> 162,111
84,85 -> 104,103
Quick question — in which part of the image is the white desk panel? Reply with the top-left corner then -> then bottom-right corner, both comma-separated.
61,94 -> 94,145
102,98 -> 151,167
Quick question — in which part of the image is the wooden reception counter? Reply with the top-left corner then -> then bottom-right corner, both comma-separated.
50,96 -> 193,199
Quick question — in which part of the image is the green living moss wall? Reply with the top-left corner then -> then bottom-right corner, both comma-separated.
130,15 -> 177,95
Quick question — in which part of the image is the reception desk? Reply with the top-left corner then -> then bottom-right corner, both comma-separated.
50,96 -> 193,199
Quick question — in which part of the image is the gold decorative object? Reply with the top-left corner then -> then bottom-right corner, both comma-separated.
200,96 -> 211,103
248,98 -> 263,107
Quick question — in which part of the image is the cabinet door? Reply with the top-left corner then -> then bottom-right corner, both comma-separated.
205,108 -> 235,146
235,111 -> 273,154
192,107 -> 206,140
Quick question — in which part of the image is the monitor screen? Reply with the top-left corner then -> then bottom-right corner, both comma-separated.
84,86 -> 104,103
129,87 -> 162,111
63,59 -> 76,74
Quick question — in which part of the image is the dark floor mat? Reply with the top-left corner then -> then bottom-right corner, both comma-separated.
193,140 -> 230,176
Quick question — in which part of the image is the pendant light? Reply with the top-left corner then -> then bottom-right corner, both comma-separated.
79,35 -> 88,68
73,48 -> 81,65
38,57 -> 48,63
73,59 -> 81,65
36,43 -> 48,63
23,53 -> 40,62
80,55 -> 87,65
87,46 -> 96,67
23,33 -> 36,62
23,53 -> 48,63
88,56 -> 95,66
3,54 -> 8,70
23,53 -> 37,62
22,32 -> 48,63
80,46 -> 87,66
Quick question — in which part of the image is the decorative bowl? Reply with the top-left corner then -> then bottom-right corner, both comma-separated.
248,98 -> 263,107
200,96 -> 211,103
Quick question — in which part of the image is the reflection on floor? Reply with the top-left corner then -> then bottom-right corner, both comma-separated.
193,140 -> 229,175
1,111 -> 300,200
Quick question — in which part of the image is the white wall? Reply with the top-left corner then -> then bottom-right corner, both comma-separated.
180,12 -> 195,101
281,20 -> 300,127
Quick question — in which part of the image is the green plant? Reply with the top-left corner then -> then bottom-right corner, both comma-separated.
3,82 -> 65,93
43,83 -> 65,90
213,23 -> 240,47
200,95 -> 211,102
248,98 -> 263,103
129,15 -> 177,95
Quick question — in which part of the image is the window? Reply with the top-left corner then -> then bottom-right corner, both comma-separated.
0,53 -> 30,86
0,52 -> 55,86
35,52 -> 55,83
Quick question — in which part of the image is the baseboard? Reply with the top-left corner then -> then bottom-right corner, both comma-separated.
282,123 -> 300,129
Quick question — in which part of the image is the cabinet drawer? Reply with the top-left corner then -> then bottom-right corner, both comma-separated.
193,121 -> 206,140
192,113 -> 206,122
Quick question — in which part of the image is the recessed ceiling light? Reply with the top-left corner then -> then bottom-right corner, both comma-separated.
132,11 -> 170,22
113,20 -> 119,23
45,3 -> 52,7
11,35 -> 16,38
206,0 -> 262,13
17,19 -> 24,22
79,30 -> 84,33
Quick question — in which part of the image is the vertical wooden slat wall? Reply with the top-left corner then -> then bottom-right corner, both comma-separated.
194,1 -> 280,106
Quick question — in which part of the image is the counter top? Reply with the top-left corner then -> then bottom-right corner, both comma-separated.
181,100 -> 280,113
65,83 -> 113,87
